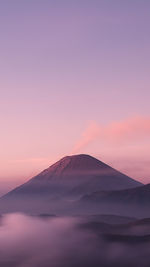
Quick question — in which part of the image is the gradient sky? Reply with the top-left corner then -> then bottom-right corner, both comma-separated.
0,0 -> 150,194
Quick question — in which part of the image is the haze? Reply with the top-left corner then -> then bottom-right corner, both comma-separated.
0,0 -> 150,194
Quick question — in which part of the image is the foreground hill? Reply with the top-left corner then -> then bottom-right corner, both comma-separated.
80,184 -> 150,218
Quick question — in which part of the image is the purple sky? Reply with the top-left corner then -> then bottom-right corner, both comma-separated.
0,0 -> 150,194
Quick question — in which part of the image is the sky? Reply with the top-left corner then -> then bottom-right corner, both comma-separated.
0,0 -> 150,194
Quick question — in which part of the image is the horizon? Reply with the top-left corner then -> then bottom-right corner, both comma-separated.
0,0 -> 150,194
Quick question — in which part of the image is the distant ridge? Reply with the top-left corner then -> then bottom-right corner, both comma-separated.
82,183 -> 150,205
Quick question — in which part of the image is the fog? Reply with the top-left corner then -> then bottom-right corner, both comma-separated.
0,214 -> 99,267
0,214 -> 150,267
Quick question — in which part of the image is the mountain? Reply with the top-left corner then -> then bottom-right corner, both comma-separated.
3,154 -> 142,196
0,154 -> 142,214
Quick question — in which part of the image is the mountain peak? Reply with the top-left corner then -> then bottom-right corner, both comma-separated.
61,154 -> 104,164
58,154 -> 100,163
62,154 -> 97,160
43,154 -> 108,176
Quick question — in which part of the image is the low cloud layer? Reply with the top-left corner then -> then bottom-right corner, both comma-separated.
1,214 -> 150,267
0,214 -> 99,267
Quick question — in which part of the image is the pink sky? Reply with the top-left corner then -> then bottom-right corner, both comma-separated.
0,1 -> 150,195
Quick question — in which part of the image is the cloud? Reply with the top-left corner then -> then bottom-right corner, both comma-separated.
1,213 -> 150,267
0,213 -> 99,267
72,121 -> 100,153
72,116 -> 150,153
